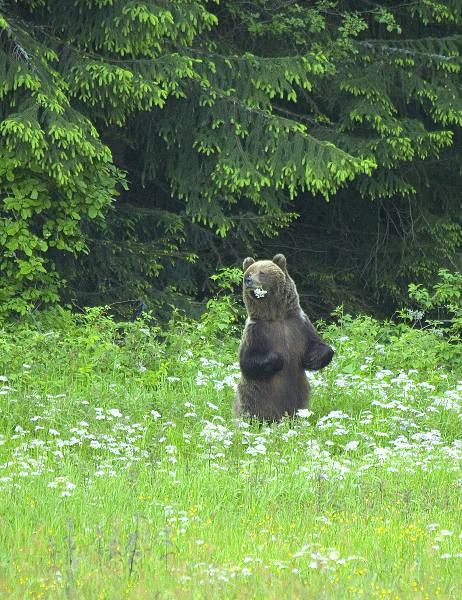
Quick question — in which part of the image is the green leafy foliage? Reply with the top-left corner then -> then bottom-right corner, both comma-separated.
0,4 -> 125,316
330,304 -> 462,376
1,1 -> 462,318
401,269 -> 462,338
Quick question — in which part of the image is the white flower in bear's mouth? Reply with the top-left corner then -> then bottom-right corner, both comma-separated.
253,287 -> 267,298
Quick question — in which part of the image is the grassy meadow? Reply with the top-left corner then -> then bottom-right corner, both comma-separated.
0,298 -> 461,600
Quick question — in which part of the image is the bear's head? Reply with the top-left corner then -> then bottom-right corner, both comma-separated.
242,253 -> 300,320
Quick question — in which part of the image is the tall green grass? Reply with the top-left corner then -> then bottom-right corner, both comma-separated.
0,302 -> 461,599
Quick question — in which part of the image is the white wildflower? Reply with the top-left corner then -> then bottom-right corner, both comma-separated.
107,408 -> 122,418
407,309 -> 424,321
296,409 -> 312,418
196,371 -> 208,386
253,287 -> 267,298
344,440 -> 360,451
247,444 -> 266,455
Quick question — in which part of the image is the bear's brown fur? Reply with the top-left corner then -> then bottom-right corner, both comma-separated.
233,253 -> 334,421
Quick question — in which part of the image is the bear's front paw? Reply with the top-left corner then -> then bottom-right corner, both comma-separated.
262,351 -> 283,375
304,343 -> 334,371
240,351 -> 283,379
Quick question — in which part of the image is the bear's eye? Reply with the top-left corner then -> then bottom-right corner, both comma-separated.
259,271 -> 266,277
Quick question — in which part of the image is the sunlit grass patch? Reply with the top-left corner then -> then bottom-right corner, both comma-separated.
0,306 -> 461,599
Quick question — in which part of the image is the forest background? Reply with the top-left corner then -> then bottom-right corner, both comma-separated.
1,0 -> 462,321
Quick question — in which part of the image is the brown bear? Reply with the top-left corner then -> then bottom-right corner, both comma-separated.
233,253 -> 334,422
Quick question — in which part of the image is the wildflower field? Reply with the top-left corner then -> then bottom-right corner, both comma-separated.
0,299 -> 461,600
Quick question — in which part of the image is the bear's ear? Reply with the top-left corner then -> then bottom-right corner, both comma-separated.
243,257 -> 255,271
272,253 -> 288,273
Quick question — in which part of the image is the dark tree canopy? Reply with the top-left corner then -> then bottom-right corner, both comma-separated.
0,1 -> 461,318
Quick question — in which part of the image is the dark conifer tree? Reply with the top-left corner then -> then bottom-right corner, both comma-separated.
0,1 -> 461,317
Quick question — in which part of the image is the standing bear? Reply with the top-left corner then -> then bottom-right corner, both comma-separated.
233,254 -> 334,422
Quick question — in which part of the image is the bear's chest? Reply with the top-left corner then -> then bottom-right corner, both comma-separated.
266,318 -> 306,358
